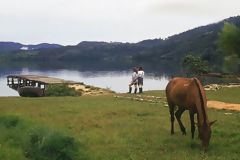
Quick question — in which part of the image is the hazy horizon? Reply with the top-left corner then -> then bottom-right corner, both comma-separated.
0,0 -> 239,45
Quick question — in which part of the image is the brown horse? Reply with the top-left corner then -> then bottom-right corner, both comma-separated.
165,77 -> 216,151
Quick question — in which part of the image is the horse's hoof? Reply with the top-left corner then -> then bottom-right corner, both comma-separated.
180,128 -> 186,135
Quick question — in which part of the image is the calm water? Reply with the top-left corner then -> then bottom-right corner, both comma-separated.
0,68 -> 169,96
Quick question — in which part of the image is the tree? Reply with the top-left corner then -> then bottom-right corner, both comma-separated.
218,23 -> 240,73
219,23 -> 240,57
182,54 -> 209,76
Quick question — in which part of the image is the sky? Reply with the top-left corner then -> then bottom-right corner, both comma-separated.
0,0 -> 239,45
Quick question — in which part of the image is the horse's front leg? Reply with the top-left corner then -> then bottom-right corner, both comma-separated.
175,108 -> 186,135
189,110 -> 195,139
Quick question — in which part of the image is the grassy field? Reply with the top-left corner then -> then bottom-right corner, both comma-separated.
206,87 -> 240,103
0,88 -> 239,160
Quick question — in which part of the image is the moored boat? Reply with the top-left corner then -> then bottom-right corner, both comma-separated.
18,86 -> 44,97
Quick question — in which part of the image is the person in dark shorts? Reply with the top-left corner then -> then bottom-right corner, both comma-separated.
129,67 -> 138,94
137,67 -> 144,93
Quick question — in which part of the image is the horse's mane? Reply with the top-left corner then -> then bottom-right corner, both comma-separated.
193,78 -> 207,124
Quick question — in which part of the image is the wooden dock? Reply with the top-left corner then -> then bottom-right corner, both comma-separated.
7,75 -> 80,96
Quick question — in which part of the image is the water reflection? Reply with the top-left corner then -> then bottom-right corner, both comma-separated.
0,68 -> 169,96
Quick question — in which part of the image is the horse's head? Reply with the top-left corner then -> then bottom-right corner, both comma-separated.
198,120 -> 216,151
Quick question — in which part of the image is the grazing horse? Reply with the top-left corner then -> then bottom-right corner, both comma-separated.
165,77 -> 216,151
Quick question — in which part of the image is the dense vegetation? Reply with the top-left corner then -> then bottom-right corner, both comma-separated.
45,84 -> 82,96
0,88 -> 239,159
0,16 -> 239,74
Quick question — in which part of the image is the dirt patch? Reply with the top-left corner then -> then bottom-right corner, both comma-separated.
207,101 -> 240,111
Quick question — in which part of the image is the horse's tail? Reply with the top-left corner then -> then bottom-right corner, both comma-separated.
193,78 -> 205,100
193,78 -> 207,123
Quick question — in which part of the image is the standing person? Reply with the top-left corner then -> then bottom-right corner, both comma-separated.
129,67 -> 138,94
137,67 -> 144,93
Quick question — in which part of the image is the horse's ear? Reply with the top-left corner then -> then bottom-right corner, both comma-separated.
209,120 -> 217,126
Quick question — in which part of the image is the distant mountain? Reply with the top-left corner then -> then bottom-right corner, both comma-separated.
135,38 -> 163,48
24,43 -> 63,50
1,16 -> 239,73
0,42 -> 23,52
0,42 -> 62,52
37,16 -> 239,64
77,39 -> 164,48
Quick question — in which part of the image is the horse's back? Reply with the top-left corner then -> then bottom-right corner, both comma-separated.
166,77 -> 194,108
166,77 -> 193,96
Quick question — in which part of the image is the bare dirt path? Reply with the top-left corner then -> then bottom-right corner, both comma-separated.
207,101 -> 240,111
205,84 -> 240,111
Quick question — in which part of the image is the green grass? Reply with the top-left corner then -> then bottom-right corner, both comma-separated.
206,87 -> 240,103
0,88 -> 239,160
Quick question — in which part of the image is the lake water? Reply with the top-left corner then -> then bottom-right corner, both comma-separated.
0,68 -> 169,96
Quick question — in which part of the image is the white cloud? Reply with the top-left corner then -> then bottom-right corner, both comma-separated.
0,0 -> 239,45
147,0 -> 240,17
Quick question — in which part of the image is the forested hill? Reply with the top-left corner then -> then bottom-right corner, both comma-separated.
1,16 -> 239,72
135,16 -> 240,62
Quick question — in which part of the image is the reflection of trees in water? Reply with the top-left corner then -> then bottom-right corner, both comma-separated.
0,60 -> 182,76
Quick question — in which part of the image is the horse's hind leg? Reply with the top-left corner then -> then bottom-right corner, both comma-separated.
189,110 -> 195,139
168,103 -> 175,134
175,108 -> 186,135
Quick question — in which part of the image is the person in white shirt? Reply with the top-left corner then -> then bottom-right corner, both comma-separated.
137,67 -> 144,93
129,67 -> 138,94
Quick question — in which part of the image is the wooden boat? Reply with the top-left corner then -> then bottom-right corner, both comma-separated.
18,86 -> 44,97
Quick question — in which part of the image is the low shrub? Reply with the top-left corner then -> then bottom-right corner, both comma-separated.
25,128 -> 88,160
0,115 -> 88,160
0,115 -> 20,128
45,84 -> 82,96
